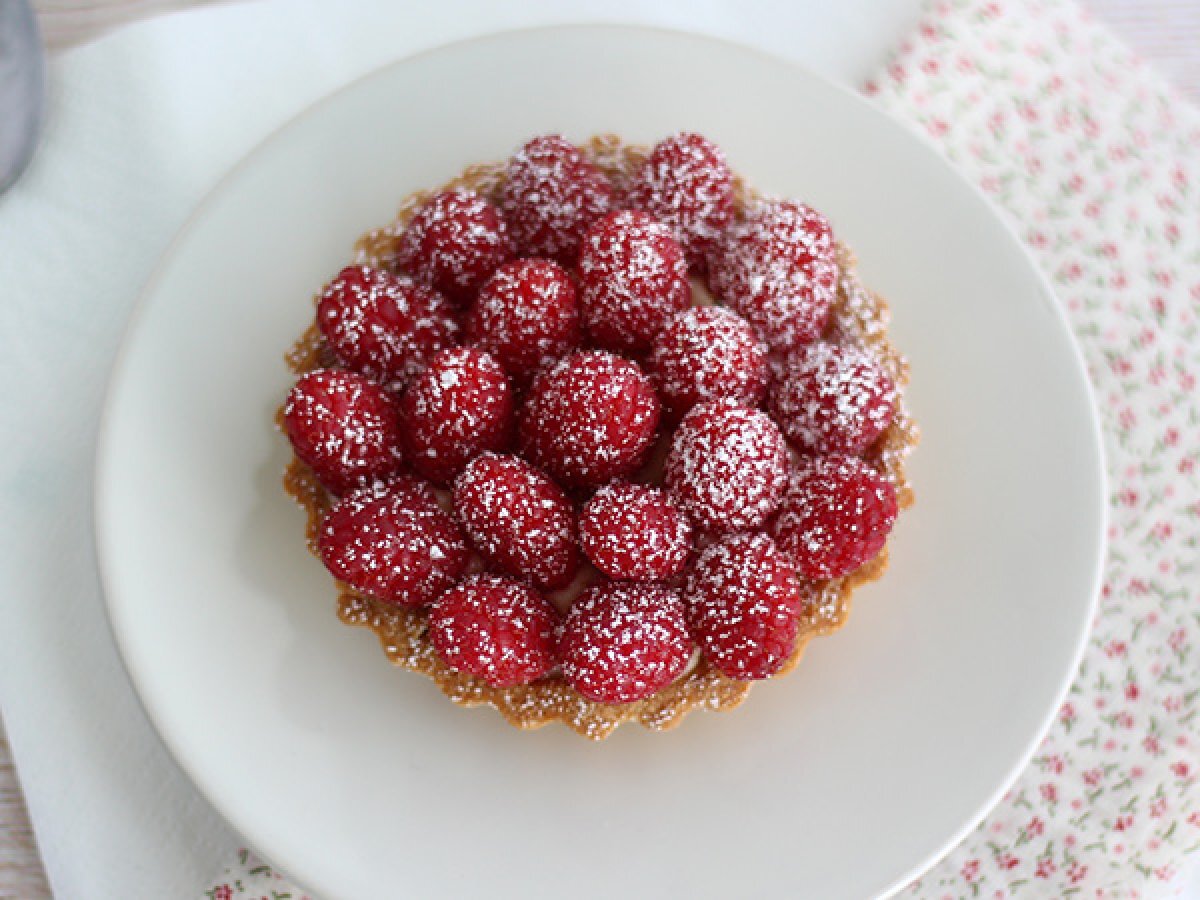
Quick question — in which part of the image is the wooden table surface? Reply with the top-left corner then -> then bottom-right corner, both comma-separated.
4,1 -> 1199,896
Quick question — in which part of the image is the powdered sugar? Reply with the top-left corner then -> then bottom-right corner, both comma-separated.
317,266 -> 459,388
578,209 -> 692,354
500,134 -> 615,264
465,258 -> 580,382
559,582 -> 693,704
428,574 -> 559,688
664,398 -> 788,532
625,132 -> 735,269
647,305 -> 769,418
518,350 -> 661,489
683,532 -> 804,680
282,368 -> 405,494
398,347 -> 514,484
579,482 -> 693,581
452,452 -> 579,590
770,455 -> 898,581
707,199 -> 839,352
393,189 -> 514,303
770,340 -> 897,455
318,476 -> 469,606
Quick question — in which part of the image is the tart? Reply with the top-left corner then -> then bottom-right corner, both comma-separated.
280,133 -> 918,740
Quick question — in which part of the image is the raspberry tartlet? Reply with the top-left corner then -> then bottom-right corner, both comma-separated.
281,133 -> 918,739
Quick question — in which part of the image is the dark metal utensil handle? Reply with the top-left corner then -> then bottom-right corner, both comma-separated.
0,0 -> 46,193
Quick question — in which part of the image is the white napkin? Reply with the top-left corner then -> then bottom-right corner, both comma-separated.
0,1 -> 924,895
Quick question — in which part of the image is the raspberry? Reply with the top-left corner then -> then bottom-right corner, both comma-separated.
579,482 -> 693,581
577,209 -> 692,355
558,582 -> 692,704
283,368 -> 405,495
393,189 -> 514,304
706,199 -> 838,352
316,266 -> 459,388
464,258 -> 581,384
664,398 -> 788,533
625,132 -> 735,269
500,134 -> 615,265
517,351 -> 662,490
769,341 -> 896,455
647,306 -> 768,419
398,347 -> 514,485
317,476 -> 468,606
452,452 -> 580,590
683,532 -> 805,680
428,574 -> 560,687
771,455 -> 898,580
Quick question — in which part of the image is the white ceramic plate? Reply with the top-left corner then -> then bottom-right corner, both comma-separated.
96,26 -> 1105,900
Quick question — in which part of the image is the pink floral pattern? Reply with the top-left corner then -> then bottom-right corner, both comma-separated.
867,0 -> 1200,896
204,848 -> 313,900
208,0 -> 1200,896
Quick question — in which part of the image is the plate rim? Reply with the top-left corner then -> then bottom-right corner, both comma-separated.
93,22 -> 1108,899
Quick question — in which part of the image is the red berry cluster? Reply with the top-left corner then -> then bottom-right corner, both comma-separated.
284,133 -> 901,704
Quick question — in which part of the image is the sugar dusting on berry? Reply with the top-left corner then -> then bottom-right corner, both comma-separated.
317,476 -> 468,606
428,574 -> 559,688
317,266 -> 460,388
707,199 -> 839,352
770,455 -> 899,581
399,347 -> 514,484
648,305 -> 768,417
626,132 -> 735,269
465,258 -> 580,381
578,210 -> 692,354
393,189 -> 514,302
283,368 -> 405,494
664,398 -> 788,533
579,482 -> 693,581
770,340 -> 897,455
518,351 -> 661,489
559,582 -> 693,704
684,532 -> 805,680
501,135 -> 615,264
452,453 -> 579,591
